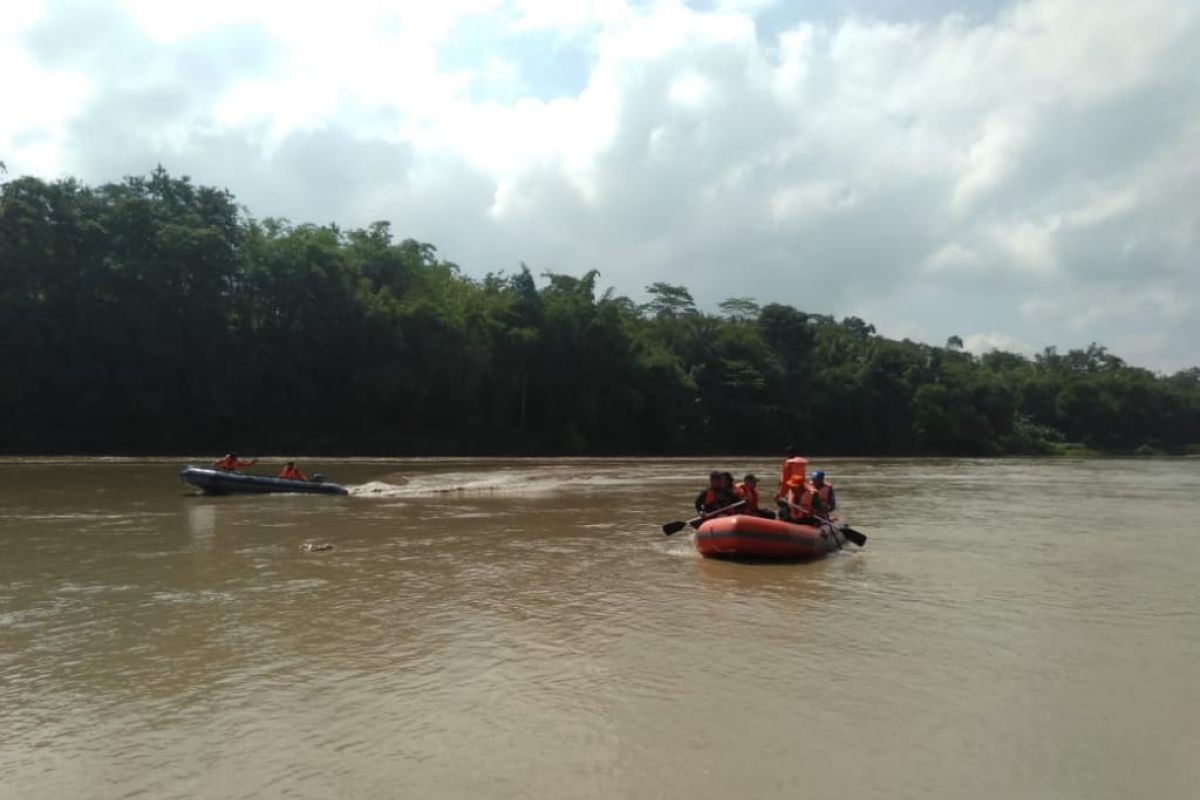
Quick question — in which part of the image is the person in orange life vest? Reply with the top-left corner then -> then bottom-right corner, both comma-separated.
776,447 -> 809,501
734,474 -> 776,519
213,452 -> 256,471
783,480 -> 818,521
278,461 -> 307,481
695,470 -> 739,515
810,470 -> 836,513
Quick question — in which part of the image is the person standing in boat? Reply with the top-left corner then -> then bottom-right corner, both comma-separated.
735,474 -> 775,519
278,461 -> 307,481
775,447 -> 809,503
213,453 -> 256,471
695,470 -> 739,515
810,470 -> 836,514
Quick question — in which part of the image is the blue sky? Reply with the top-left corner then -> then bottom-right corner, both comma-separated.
2,0 -> 1197,370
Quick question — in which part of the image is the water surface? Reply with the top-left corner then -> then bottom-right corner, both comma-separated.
2,457 -> 1198,799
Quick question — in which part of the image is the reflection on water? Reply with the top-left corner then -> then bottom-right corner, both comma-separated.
1,457 -> 1199,800
186,503 -> 216,540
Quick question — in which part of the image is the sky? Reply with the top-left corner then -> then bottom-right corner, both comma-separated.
2,0 -> 1197,370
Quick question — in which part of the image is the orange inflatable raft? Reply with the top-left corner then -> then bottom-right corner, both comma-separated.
695,514 -> 848,560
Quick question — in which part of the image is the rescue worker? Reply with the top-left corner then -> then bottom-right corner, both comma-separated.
784,479 -> 817,521
695,470 -> 739,515
213,452 -> 256,471
775,447 -> 809,502
278,461 -> 307,481
735,474 -> 775,519
810,470 -> 836,514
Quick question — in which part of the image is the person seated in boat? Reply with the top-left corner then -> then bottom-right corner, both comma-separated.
810,470 -> 836,514
782,480 -> 818,522
695,470 -> 739,515
775,447 -> 809,503
213,452 -> 256,471
734,474 -> 776,519
278,461 -> 307,481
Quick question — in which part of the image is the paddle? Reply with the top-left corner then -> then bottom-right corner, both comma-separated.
662,500 -> 746,535
821,515 -> 867,547
779,500 -> 868,546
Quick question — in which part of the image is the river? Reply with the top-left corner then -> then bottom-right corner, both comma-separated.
1,457 -> 1197,799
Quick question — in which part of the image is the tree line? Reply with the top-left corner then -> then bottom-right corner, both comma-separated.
2,167 -> 1198,456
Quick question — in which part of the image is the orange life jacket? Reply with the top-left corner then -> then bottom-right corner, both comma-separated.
278,467 -> 306,481
778,457 -> 808,497
215,455 -> 242,470
789,483 -> 815,514
813,482 -> 834,511
734,482 -> 759,511
698,486 -> 739,514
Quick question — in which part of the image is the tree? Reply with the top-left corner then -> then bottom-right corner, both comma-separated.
2,166 -> 1198,457
718,297 -> 760,321
841,316 -> 876,338
643,282 -> 696,319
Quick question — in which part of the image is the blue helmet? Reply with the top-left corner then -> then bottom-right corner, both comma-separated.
811,470 -> 825,480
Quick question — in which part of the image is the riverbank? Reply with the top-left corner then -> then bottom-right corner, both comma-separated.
1047,442 -> 1200,457
3,439 -> 1200,459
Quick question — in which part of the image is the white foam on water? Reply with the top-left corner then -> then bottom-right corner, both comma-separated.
57,583 -> 135,595
351,481 -> 409,497
655,536 -> 699,558
151,590 -> 236,604
348,467 -> 661,498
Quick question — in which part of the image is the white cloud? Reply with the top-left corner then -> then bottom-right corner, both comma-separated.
667,71 -> 711,108
921,242 -> 985,278
951,111 -> 1030,214
1019,297 -> 1059,322
963,331 -> 1034,355
509,0 -> 627,35
769,181 -> 861,222
2,0 -> 1199,370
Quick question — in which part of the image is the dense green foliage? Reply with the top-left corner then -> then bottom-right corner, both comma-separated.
2,168 -> 1198,455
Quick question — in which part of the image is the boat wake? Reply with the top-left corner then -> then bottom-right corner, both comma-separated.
348,466 -> 679,498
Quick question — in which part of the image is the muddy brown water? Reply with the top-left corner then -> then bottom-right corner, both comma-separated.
1,457 -> 1198,799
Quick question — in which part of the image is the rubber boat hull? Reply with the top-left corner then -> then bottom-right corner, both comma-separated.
695,514 -> 846,561
181,466 -> 349,496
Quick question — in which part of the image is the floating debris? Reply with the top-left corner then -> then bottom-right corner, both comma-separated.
301,542 -> 334,553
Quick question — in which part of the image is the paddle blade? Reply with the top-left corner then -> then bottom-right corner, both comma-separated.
841,526 -> 867,547
662,520 -> 687,535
